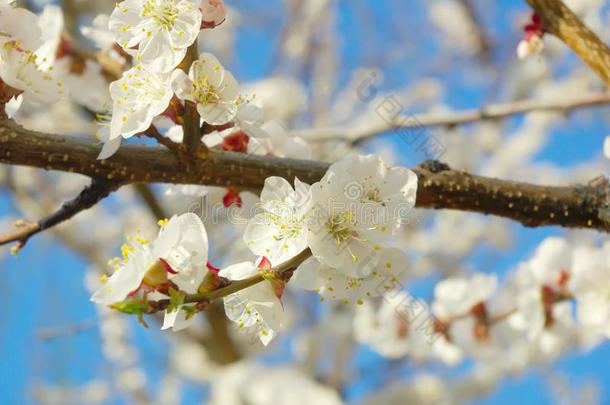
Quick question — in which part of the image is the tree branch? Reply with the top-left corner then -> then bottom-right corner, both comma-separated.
459,0 -> 493,60
525,0 -> 610,86
134,183 -> 168,221
180,42 -> 210,157
142,125 -> 181,153
0,118 -> 608,232
297,93 -> 610,143
0,177 -> 122,248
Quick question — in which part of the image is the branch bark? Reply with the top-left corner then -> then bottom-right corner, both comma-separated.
180,41 -> 210,157
0,118 -> 608,232
0,177 -> 121,248
525,0 -> 610,86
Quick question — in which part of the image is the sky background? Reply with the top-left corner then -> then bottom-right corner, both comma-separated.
1,0 -> 609,404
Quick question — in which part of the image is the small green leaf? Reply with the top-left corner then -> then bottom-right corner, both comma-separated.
110,299 -> 151,314
181,305 -> 198,320
137,313 -> 149,328
10,245 -> 20,257
167,287 -> 186,313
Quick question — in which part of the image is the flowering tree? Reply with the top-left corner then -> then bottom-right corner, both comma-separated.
0,0 -> 609,403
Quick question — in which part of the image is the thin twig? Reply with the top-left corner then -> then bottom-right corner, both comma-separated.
296,93 -> 610,143
134,183 -> 167,221
182,248 -> 311,305
0,178 -> 122,248
37,317 -> 99,340
142,125 -> 181,153
459,0 -> 493,61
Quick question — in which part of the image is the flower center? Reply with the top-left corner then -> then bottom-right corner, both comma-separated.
264,210 -> 303,242
192,74 -> 225,105
366,187 -> 382,203
125,70 -> 167,107
326,211 -> 358,246
3,43 -> 41,82
277,217 -> 303,240
142,0 -> 178,29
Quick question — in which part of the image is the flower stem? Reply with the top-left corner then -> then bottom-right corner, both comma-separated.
184,248 -> 312,303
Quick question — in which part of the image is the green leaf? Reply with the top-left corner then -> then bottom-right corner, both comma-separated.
110,299 -> 151,314
167,287 -> 186,313
181,305 -> 198,320
137,313 -> 149,328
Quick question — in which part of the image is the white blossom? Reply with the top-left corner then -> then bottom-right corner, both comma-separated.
209,363 -> 344,405
220,258 -> 285,345
109,64 -> 173,140
95,114 -> 122,160
509,237 -> 573,340
517,35 -> 544,59
291,247 -> 409,305
306,154 -> 417,272
110,0 -> 202,72
0,3 -> 66,104
0,42 -> 66,103
171,51 -> 239,124
81,14 -> 116,51
244,176 -> 311,265
91,214 -> 209,331
569,242 -> 610,339
0,2 -> 41,51
34,5 -> 63,71
432,273 -> 498,319
353,290 -> 463,365
247,121 -> 312,159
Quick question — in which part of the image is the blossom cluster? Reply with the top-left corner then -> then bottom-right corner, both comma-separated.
5,0 -> 607,375
0,1 -> 310,211
354,236 -> 610,367
0,2 -> 66,107
1,0 -> 420,346
91,153 -> 418,345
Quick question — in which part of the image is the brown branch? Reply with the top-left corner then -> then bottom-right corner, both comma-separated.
37,317 -> 99,340
134,183 -> 168,221
180,41 -> 210,158
525,0 -> 610,86
298,92 -> 610,143
0,177 -> 122,248
0,118 -> 608,231
202,301 -> 242,363
459,0 -> 493,60
142,125 -> 181,153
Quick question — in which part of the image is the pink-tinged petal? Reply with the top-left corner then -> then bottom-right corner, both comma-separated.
257,256 -> 272,271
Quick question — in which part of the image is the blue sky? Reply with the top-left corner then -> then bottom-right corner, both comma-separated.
1,1 -> 609,404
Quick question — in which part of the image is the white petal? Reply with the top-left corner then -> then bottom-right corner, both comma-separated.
97,136 -> 122,160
